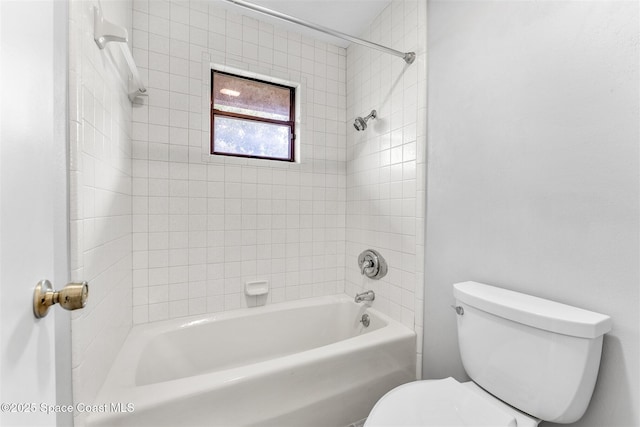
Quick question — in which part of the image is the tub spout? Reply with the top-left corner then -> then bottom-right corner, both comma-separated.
355,290 -> 375,303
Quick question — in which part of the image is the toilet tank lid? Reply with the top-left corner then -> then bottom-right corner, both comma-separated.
453,281 -> 612,339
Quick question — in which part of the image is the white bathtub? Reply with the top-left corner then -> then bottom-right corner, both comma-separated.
86,295 -> 416,427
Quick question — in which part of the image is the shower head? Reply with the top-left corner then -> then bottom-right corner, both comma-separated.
353,110 -> 377,131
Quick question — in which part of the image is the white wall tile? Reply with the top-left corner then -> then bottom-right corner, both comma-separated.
68,0 -> 134,423
131,0 -> 348,323
79,0 -> 425,382
345,0 -> 426,372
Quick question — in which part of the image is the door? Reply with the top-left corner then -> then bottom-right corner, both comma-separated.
0,1 -> 72,426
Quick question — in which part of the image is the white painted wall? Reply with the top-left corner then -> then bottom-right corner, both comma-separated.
424,1 -> 639,427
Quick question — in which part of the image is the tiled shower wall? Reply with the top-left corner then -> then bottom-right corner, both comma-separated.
68,0 -> 133,421
345,0 -> 427,376
67,1 -> 426,413
130,0 -> 347,323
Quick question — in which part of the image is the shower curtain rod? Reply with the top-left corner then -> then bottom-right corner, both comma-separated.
221,0 -> 416,64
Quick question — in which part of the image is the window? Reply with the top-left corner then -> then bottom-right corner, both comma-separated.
211,70 -> 296,162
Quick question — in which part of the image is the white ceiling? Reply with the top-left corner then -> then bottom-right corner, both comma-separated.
215,0 -> 392,48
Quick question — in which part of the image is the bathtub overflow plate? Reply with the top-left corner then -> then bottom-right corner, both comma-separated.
360,313 -> 370,327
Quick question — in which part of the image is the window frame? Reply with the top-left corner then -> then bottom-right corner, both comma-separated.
210,69 -> 296,162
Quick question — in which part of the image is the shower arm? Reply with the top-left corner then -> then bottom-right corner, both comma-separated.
221,0 -> 416,64
363,110 -> 377,121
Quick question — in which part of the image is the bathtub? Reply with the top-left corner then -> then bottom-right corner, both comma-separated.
86,295 -> 416,427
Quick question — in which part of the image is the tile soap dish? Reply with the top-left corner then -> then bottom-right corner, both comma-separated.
245,280 -> 269,296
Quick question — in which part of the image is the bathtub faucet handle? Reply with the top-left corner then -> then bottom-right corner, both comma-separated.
360,258 -> 373,275
357,249 -> 388,280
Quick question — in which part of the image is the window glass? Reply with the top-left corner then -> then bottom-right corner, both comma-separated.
213,72 -> 291,121
213,116 -> 292,160
211,70 -> 295,162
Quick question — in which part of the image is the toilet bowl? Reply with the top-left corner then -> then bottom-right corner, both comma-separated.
364,281 -> 611,427
364,377 -> 539,427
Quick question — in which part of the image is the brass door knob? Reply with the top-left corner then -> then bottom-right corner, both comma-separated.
33,280 -> 89,318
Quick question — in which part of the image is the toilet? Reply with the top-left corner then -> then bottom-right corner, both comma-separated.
365,281 -> 612,426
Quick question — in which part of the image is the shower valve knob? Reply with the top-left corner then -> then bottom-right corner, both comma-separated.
357,249 -> 388,280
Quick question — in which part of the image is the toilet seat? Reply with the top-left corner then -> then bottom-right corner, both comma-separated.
364,377 -> 524,427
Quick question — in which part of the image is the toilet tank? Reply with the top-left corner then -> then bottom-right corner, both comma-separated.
453,281 -> 611,424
